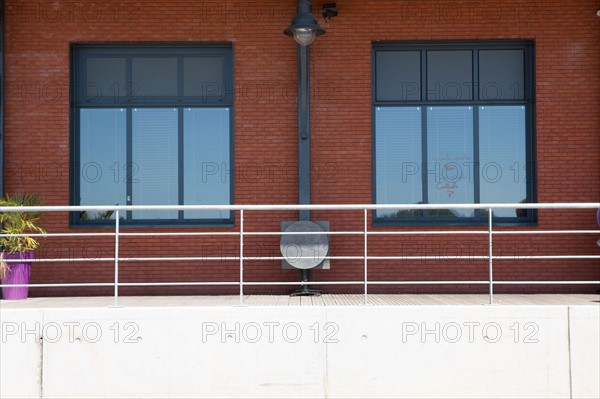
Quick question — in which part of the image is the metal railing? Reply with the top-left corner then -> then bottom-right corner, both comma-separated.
1,203 -> 599,306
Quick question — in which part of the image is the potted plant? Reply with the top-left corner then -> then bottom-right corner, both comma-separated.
0,193 -> 46,300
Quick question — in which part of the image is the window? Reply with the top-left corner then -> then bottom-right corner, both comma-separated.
373,42 -> 535,224
72,45 -> 233,225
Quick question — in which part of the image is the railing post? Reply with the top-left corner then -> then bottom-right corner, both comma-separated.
114,209 -> 120,307
364,208 -> 369,306
488,207 -> 494,305
239,209 -> 244,306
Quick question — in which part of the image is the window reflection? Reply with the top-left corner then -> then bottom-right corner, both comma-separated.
79,108 -> 126,220
427,107 -> 475,218
375,107 -> 422,219
184,108 -> 231,220
479,106 -> 527,218
132,108 -> 179,220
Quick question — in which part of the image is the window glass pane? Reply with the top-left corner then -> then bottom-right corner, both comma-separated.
479,50 -> 524,100
132,58 -> 178,97
132,108 -> 179,219
426,106 -> 474,217
79,109 -> 126,220
427,51 -> 472,101
183,108 -> 231,220
375,107 -> 422,219
376,51 -> 421,101
85,57 -> 126,100
184,57 -> 224,98
479,106 -> 527,217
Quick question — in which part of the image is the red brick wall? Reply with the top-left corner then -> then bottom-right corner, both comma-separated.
2,0 -> 599,296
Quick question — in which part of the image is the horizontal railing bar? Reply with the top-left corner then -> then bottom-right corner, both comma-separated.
367,231 -> 488,235
242,256 -> 365,261
0,282 -> 362,288
493,281 -> 600,285
115,256 -> 366,262
368,256 -> 489,260
119,257 -> 241,262
494,255 -> 600,260
0,258 -> 357,264
3,258 -> 116,263
0,258 -> 446,264
366,281 -> 600,285
367,281 -> 489,285
119,232 -> 239,237
0,258 -> 407,264
4,281 -> 598,289
1,202 -> 598,213
0,283 -> 115,288
118,282 -> 239,287
248,230 -> 600,236
491,230 -> 600,235
367,230 -> 600,235
243,231 -> 362,236
368,255 -> 600,260
0,283 -> 235,288
2,230 -> 598,239
0,233 -> 116,237
4,255 -> 598,263
243,281 -> 364,286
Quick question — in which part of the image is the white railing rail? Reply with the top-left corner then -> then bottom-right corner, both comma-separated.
1,203 -> 599,306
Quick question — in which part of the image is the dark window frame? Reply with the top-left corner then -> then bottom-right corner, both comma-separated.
372,40 -> 536,226
70,43 -> 234,227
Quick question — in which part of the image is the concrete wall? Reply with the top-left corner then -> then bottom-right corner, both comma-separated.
1,305 -> 598,398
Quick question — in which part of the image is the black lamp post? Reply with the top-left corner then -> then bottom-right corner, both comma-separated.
284,0 -> 325,222
282,0 -> 327,296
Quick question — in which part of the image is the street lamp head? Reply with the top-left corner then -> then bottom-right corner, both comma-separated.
291,27 -> 321,46
284,0 -> 325,46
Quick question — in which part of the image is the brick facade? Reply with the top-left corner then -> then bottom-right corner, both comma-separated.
2,0 -> 599,296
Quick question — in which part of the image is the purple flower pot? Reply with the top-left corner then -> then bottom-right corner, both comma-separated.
1,251 -> 35,300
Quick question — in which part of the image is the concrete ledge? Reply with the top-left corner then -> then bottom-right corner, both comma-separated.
569,306 -> 600,399
1,303 -> 599,398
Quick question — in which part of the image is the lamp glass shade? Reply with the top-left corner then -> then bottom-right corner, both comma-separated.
293,28 -> 317,46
